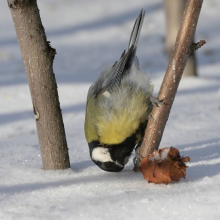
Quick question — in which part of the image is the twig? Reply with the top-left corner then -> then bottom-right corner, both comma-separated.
191,40 -> 206,54
134,0 -> 205,169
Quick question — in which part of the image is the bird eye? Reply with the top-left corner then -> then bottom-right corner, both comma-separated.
104,162 -> 111,168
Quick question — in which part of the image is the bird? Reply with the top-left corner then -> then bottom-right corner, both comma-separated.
84,10 -> 154,172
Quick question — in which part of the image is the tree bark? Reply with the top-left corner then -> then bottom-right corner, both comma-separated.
164,0 -> 198,77
138,0 -> 204,162
8,0 -> 70,170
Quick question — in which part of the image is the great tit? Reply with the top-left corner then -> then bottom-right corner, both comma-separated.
84,10 -> 153,172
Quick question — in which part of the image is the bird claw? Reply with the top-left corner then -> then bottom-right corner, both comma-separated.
133,143 -> 142,172
148,114 -> 155,121
150,96 -> 164,107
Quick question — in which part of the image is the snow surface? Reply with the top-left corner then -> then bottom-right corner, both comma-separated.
1,0 -> 220,219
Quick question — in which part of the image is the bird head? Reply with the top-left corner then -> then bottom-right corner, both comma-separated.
89,142 -> 132,172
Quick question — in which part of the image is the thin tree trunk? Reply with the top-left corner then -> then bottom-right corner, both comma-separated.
8,0 -> 70,170
137,0 -> 204,163
164,0 -> 198,77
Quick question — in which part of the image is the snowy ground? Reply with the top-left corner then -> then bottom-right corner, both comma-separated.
1,0 -> 220,219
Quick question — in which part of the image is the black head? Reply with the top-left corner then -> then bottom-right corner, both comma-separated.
93,160 -> 124,172
88,140 -> 135,172
89,145 -> 124,172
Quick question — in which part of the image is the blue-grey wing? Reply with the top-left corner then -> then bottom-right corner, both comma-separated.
89,10 -> 145,98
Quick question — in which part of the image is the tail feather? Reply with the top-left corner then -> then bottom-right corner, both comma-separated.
128,9 -> 145,50
123,9 -> 145,72
90,10 -> 145,97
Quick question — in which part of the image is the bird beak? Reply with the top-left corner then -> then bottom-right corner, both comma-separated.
115,161 -> 124,168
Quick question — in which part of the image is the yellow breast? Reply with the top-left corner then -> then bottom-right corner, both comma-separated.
85,86 -> 151,145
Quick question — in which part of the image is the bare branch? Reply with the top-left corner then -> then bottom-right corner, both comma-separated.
8,0 -> 70,170
136,0 -> 204,167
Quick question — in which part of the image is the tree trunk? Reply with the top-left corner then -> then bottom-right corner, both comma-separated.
164,0 -> 198,77
137,0 -> 204,164
8,0 -> 70,170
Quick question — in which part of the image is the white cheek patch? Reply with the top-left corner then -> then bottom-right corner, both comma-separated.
92,147 -> 113,163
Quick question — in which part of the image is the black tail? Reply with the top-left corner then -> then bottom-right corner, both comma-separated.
124,9 -> 145,71
92,10 -> 145,96
128,9 -> 145,50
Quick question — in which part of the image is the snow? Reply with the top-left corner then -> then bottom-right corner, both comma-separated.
148,147 -> 170,162
1,0 -> 220,219
160,148 -> 170,161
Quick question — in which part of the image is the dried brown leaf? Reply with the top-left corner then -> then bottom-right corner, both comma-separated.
139,147 -> 190,184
